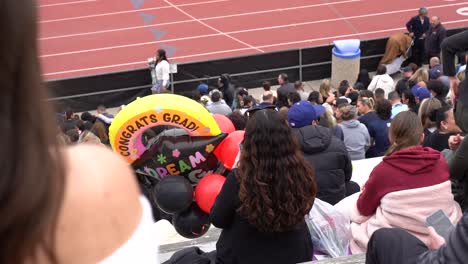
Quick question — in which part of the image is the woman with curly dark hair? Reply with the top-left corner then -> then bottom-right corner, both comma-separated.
210,109 -> 317,264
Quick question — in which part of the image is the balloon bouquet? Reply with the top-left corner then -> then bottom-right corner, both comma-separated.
108,94 -> 244,239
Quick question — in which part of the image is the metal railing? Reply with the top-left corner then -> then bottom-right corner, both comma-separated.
47,53 -> 381,101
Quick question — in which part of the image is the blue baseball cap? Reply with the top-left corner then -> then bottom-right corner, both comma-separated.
288,100 -> 325,128
429,67 -> 443,80
197,84 -> 209,94
411,85 -> 431,101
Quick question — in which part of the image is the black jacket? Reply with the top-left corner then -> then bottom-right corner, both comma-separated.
425,23 -> 446,56
423,131 -> 456,152
442,30 -> 468,77
418,212 -> 468,263
221,84 -> 235,108
293,125 -> 352,205
449,136 -> 468,212
210,171 -> 313,264
276,82 -> 296,108
406,15 -> 430,39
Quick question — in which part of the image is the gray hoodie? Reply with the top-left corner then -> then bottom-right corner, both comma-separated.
340,120 -> 370,160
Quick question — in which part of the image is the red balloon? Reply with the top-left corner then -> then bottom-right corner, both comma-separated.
195,174 -> 226,214
212,114 -> 235,134
214,130 -> 245,170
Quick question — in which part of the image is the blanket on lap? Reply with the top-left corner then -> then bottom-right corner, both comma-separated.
343,181 -> 462,254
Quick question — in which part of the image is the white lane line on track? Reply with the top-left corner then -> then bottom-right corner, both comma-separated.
163,0 -> 264,53
40,0 -> 230,23
42,18 -> 468,77
323,0 -> 360,33
40,0 -> 361,40
39,0 -> 97,8
41,2 -> 468,58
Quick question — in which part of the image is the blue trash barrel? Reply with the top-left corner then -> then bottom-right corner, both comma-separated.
331,39 -> 361,88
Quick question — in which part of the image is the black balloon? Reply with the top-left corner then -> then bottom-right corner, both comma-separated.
137,175 -> 172,222
153,176 -> 193,214
133,128 -> 227,185
172,203 -> 211,239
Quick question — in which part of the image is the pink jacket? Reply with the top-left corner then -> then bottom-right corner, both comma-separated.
346,181 -> 462,253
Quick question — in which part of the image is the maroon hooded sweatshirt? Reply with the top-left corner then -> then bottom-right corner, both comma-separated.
357,146 -> 449,216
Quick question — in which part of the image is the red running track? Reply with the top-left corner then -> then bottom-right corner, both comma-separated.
39,0 -> 468,80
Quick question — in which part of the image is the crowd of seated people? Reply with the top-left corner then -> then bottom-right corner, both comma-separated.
80,43 -> 468,263
49,34 -> 467,264
176,30 -> 468,264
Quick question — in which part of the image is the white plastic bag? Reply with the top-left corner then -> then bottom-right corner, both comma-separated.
305,198 -> 351,258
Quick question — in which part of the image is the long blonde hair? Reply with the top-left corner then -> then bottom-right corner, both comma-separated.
320,79 -> 332,99
409,68 -> 429,85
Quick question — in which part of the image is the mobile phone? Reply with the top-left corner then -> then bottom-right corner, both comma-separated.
426,209 -> 455,241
